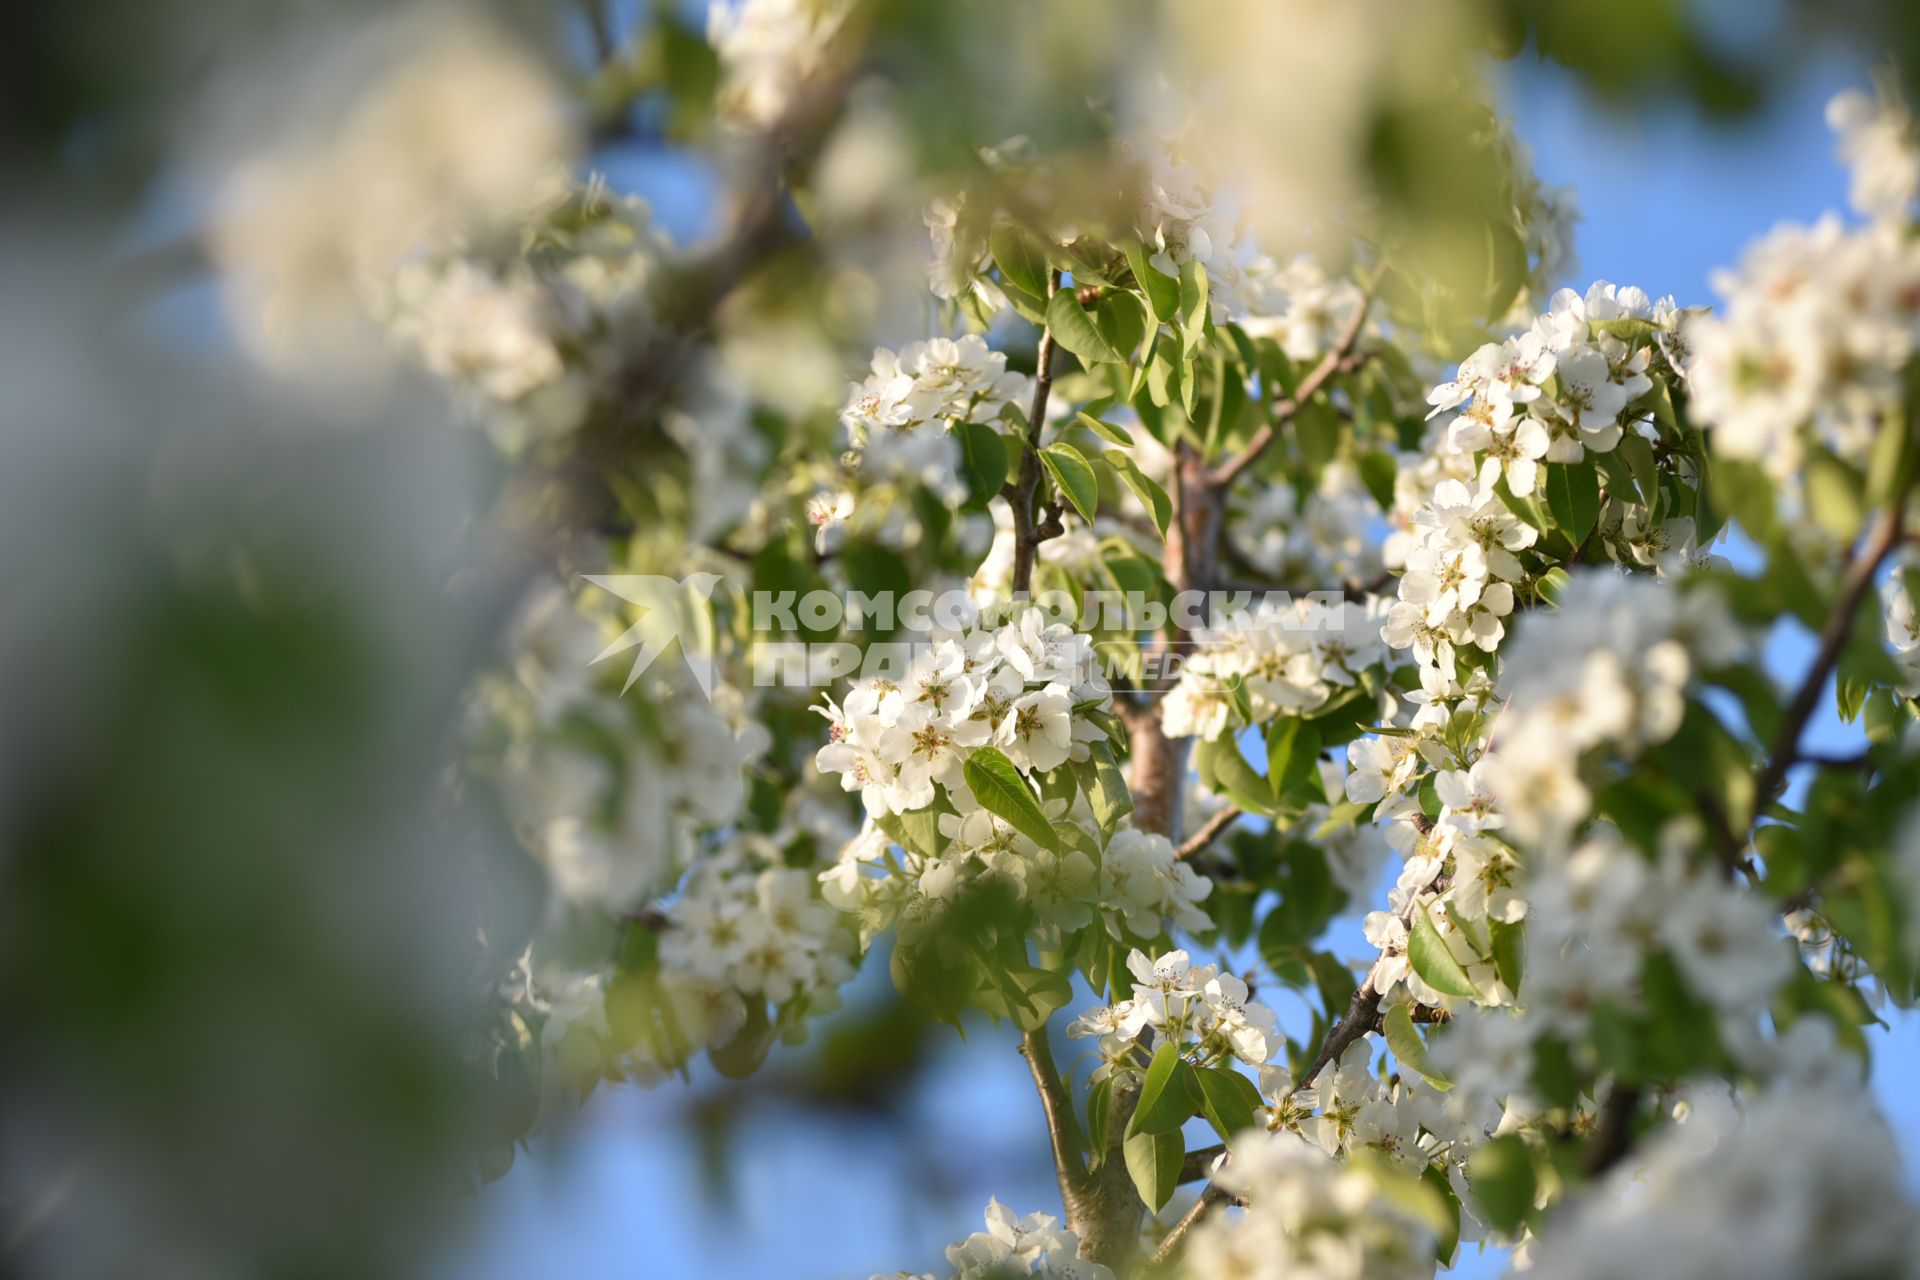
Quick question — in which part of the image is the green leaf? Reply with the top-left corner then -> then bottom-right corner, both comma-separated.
708,998 -> 776,1078
1360,450 -> 1398,510
1124,241 -> 1180,322
1616,432 -> 1660,506
876,808 -> 944,861
1265,717 -> 1323,807
961,747 -> 1060,851
1196,1066 -> 1264,1143
1071,740 -> 1133,834
1178,260 -> 1210,357
1423,1164 -> 1462,1265
1198,733 -> 1273,815
980,962 -> 1074,1032
989,224 -> 1048,298
1086,1075 -> 1114,1168
1489,917 -> 1525,995
1105,451 -> 1173,538
1095,291 -> 1151,364
1545,461 -> 1600,546
1124,1128 -> 1184,1212
953,422 -> 1009,512
1711,454 -> 1776,540
1047,288 -> 1123,365
1075,410 -> 1134,447
1469,1134 -> 1536,1233
1041,443 -> 1099,523
1408,904 -> 1480,999
1805,448 -> 1866,542
1384,1003 -> 1448,1088
1130,1040 -> 1202,1135
1535,565 -> 1572,606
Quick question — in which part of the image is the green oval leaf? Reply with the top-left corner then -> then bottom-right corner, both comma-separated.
1468,1134 -> 1536,1233
1196,1065 -> 1263,1143
1047,288 -> 1122,365
1076,410 -> 1135,447
1124,1127 -> 1184,1212
954,422 -> 1009,511
1130,1040 -> 1201,1136
990,224 -> 1049,298
961,746 -> 1060,851
1408,904 -> 1480,1000
1104,451 -> 1172,539
1383,1002 -> 1449,1088
1041,443 -> 1099,523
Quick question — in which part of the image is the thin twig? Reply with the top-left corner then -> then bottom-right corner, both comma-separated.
1750,505 -> 1904,820
1005,270 -> 1065,596
1177,806 -> 1243,860
1150,1183 -> 1230,1265
1209,267 -> 1383,489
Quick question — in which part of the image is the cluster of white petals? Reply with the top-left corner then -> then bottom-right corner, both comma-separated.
841,334 -> 1030,440
1179,1129 -> 1437,1280
475,581 -> 767,913
1524,1088 -> 1920,1280
1161,596 -> 1390,740
1688,89 -> 1920,481
662,839 -> 856,1007
1483,570 -> 1746,850
707,0 -> 852,129
377,181 -> 669,445
1067,948 -> 1280,1071
813,607 -> 1115,816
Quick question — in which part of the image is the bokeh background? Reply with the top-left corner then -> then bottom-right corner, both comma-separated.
4,2 -> 1919,1278
444,40 -> 1920,1280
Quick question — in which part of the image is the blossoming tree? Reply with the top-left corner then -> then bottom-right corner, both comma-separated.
178,2 -> 1920,1276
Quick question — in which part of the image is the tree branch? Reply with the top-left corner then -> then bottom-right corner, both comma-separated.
1005,270 -> 1065,597
1208,267 -> 1383,489
1177,806 -> 1243,860
1179,1142 -> 1226,1184
1019,1028 -> 1088,1203
1149,1183 -> 1230,1265
1750,504 -> 1904,821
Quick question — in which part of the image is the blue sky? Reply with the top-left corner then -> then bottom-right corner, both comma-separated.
440,44 -> 1920,1280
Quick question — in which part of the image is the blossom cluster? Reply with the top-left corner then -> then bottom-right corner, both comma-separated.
1178,1128 -> 1438,1280
1239,254 -> 1372,361
1483,570 -> 1746,849
812,608 -> 1115,817
1689,87 -> 1920,480
1380,476 -> 1535,673
1067,948 -> 1280,1073
1881,551 -> 1920,696
1523,1087 -> 1920,1280
661,838 -> 856,1009
822,819 -> 1211,951
840,334 -> 1030,442
1259,1039 -> 1500,1190
377,180 -> 670,446
1522,825 -> 1793,1030
472,580 -> 766,913
1228,460 -> 1385,595
706,0 -> 852,130
1160,595 -> 1391,740
1426,281 -> 1675,484
1128,139 -> 1245,312
941,1199 -> 1115,1280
